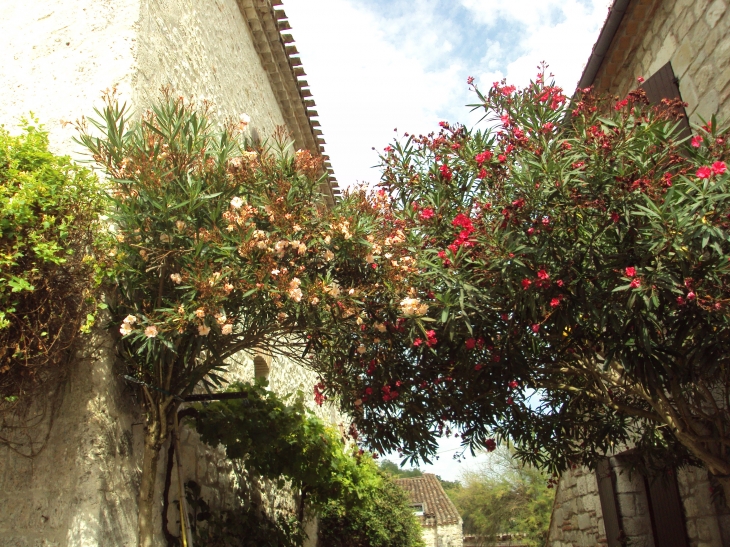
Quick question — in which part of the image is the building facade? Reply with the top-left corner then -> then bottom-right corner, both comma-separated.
395,474 -> 464,547
0,1 -> 339,545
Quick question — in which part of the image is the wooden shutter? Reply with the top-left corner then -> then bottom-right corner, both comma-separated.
253,354 -> 269,378
641,62 -> 692,140
596,459 -> 624,547
645,471 -> 690,547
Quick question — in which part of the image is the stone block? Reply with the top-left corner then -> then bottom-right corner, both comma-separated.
671,40 -> 694,78
686,518 -> 698,541
690,89 -> 719,125
617,493 -> 637,517
705,0 -> 728,28
621,515 -> 651,537
648,32 -> 678,76
674,12 -> 695,42
694,0 -> 713,19
678,76 -> 699,113
577,512 -> 592,530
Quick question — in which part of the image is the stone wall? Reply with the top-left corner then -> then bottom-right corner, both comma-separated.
0,0 -> 140,157
0,1 -> 336,545
546,466 -> 607,547
676,466 -> 730,547
419,523 -> 463,547
592,0 -> 730,125
546,462 -> 730,547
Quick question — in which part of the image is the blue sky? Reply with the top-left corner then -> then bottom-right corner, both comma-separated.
283,0 -> 611,194
283,0 -> 611,480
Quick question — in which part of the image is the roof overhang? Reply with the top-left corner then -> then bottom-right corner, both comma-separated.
577,0 -> 632,89
237,0 -> 339,204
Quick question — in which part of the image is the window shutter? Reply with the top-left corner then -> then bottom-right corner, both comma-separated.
641,62 -> 692,140
645,471 -> 690,547
596,459 -> 624,547
253,354 -> 269,378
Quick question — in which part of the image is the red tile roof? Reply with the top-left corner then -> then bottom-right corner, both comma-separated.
394,473 -> 462,526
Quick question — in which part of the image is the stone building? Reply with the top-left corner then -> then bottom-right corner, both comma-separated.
0,1 -> 341,545
547,1 -> 730,547
395,474 -> 464,547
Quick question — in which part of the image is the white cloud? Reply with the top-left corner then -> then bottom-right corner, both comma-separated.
462,0 -> 611,91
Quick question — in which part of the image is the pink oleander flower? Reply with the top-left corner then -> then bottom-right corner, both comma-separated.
145,325 -> 158,338
221,324 -> 233,335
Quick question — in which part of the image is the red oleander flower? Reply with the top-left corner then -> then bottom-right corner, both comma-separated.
522,279 -> 532,289
537,269 -> 549,280
465,338 -> 476,349
413,338 -> 423,347
531,324 -> 540,333
475,150 -> 493,165
439,164 -> 453,181
485,439 -> 497,451
509,380 -> 518,389
691,135 -> 703,148
712,161 -> 727,175
419,208 -> 435,220
550,298 -> 560,307
625,267 -> 636,277
697,166 -> 712,179
630,278 -> 641,289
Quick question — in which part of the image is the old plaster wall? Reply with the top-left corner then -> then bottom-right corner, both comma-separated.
0,0 -> 141,158
0,1 -> 326,545
134,0 -> 287,138
593,0 -> 730,125
0,327 -> 140,547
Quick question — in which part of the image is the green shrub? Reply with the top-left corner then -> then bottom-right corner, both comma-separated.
318,456 -> 425,547
0,120 -> 105,404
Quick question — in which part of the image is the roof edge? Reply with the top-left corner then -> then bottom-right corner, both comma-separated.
237,0 -> 339,204
577,0 -> 632,90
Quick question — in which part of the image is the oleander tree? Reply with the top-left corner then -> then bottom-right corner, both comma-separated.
309,69 -> 730,495
77,93 -> 412,546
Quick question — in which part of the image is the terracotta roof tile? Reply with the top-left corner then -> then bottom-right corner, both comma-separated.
394,473 -> 462,526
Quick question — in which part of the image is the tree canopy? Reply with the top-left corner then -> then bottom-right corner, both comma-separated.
310,70 -> 730,491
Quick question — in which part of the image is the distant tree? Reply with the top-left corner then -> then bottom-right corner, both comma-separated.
447,449 -> 555,547
379,459 -> 423,478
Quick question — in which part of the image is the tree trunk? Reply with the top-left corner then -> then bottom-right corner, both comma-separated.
138,420 -> 164,547
137,394 -> 174,547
